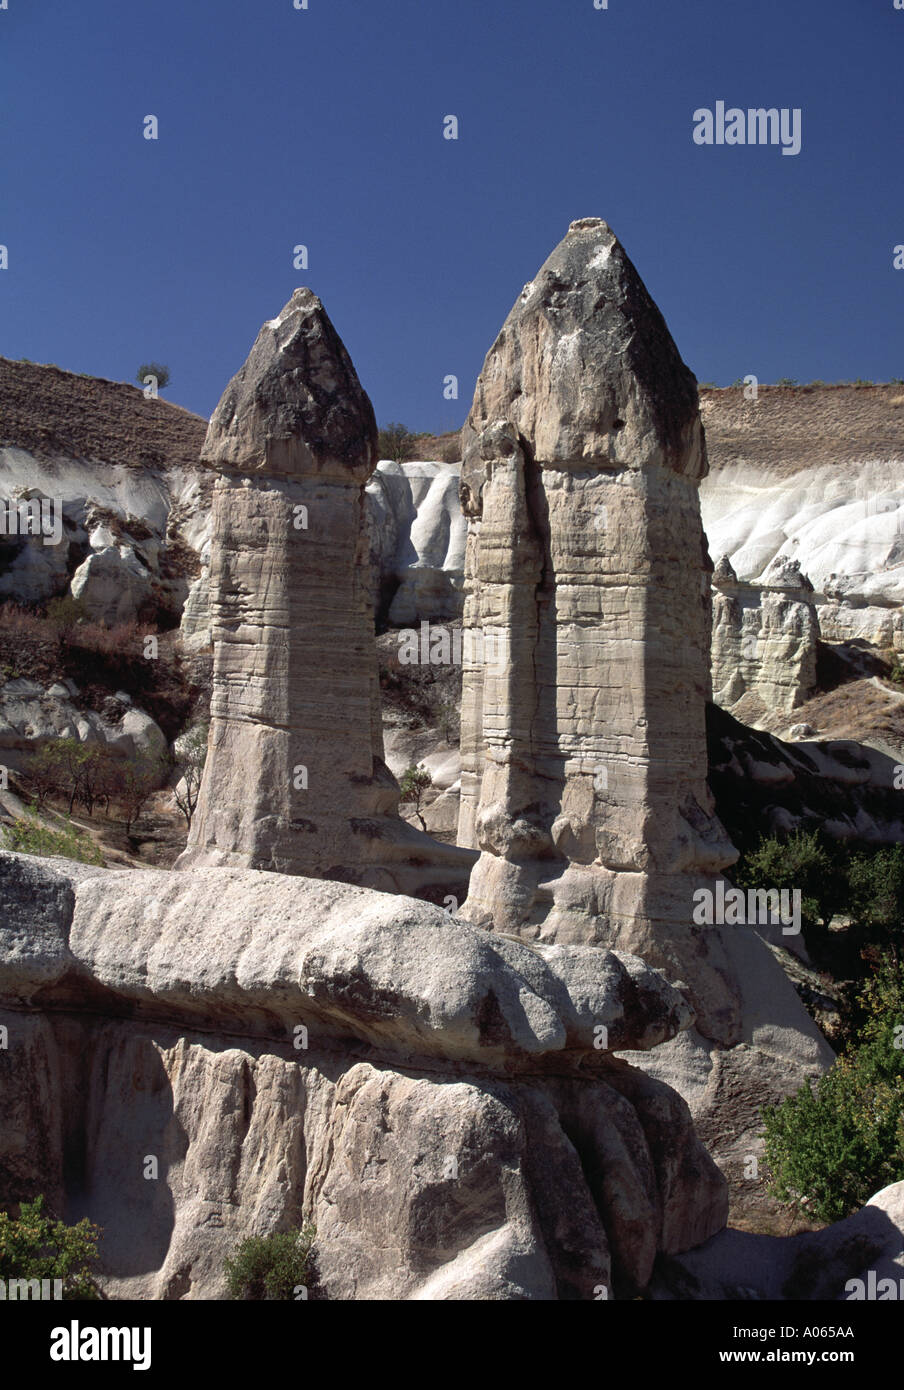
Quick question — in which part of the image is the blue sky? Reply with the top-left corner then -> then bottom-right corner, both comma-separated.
1,0 -> 902,432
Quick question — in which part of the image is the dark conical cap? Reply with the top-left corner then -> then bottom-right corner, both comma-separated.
462,218 -> 704,499
201,288 -> 377,481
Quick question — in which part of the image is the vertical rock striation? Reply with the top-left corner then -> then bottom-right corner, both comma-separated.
710,553 -> 819,721
178,289 -> 472,896
457,220 -> 746,1040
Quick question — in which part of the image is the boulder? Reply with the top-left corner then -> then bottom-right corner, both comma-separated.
651,1180 -> 904,1301
70,544 -> 153,625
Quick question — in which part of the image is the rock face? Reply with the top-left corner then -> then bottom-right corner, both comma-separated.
69,544 -> 154,626
454,220 -> 834,1197
457,219 -> 736,1022
651,1179 -> 904,1301
699,385 -> 904,652
711,554 -> 819,721
366,461 -> 466,627
708,701 -> 904,850
0,358 -> 208,623
177,290 -> 473,899
0,676 -> 166,772
0,850 -> 728,1299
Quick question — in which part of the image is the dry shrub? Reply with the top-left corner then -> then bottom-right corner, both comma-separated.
0,601 -> 49,640
64,618 -> 152,658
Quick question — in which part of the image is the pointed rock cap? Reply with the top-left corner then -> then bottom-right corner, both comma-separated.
462,218 -> 704,496
201,288 -> 378,481
760,554 -> 814,593
713,554 -> 738,586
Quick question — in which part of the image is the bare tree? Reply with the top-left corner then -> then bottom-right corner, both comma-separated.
171,723 -> 208,830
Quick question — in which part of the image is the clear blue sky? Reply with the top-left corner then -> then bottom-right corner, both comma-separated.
1,0 -> 902,433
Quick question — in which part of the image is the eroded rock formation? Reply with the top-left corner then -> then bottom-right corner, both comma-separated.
711,554 -> 819,721
455,220 -> 834,1189
0,850 -> 727,1299
177,289 -> 472,897
457,220 -> 739,1022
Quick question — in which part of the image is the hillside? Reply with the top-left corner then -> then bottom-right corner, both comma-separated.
0,356 -> 206,469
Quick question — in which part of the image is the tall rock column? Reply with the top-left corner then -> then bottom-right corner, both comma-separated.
457,219 -> 742,1040
178,289 -> 472,896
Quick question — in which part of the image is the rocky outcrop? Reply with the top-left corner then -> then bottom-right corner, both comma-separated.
0,359 -> 209,623
0,677 -> 167,771
69,544 -> 155,626
454,220 -> 834,1198
366,462 -> 466,627
699,386 -> 904,651
817,596 -> 904,656
177,290 -> 473,899
651,1179 -> 904,1300
457,220 -> 737,1020
708,701 -> 904,850
0,850 -> 727,1299
711,554 -> 819,722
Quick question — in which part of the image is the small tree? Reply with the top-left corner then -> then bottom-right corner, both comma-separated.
28,743 -> 67,809
136,362 -> 171,391
847,845 -> 904,952
436,699 -> 460,746
735,830 -> 848,961
762,955 -> 904,1223
0,1195 -> 102,1299
112,752 -> 167,834
399,763 -> 431,832
44,595 -> 88,630
377,422 -> 416,464
224,1226 -> 315,1300
171,723 -> 208,830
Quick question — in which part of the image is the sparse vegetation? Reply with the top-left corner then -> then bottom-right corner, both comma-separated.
136,362 -> 170,391
436,699 -> 460,745
733,832 -> 904,977
763,955 -> 904,1224
224,1226 -> 315,1300
170,723 -> 209,829
44,595 -> 88,628
734,829 -> 846,961
398,763 -> 431,831
2,813 -> 104,865
377,422 -> 417,464
0,1195 -> 102,1300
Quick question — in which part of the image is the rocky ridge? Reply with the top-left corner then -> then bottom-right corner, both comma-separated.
0,849 -> 726,1299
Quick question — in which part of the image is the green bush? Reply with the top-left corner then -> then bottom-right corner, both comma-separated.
398,763 -> 431,831
734,830 -> 847,957
0,1195 -> 102,1299
2,814 -> 103,865
763,956 -> 904,1223
847,845 -> 904,950
377,422 -> 416,464
136,362 -> 170,390
224,1226 -> 315,1300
